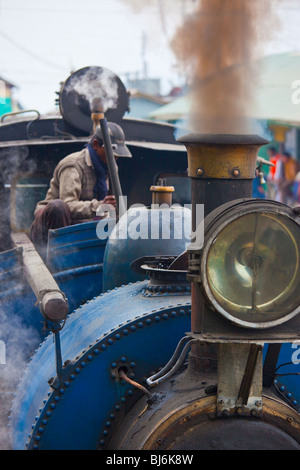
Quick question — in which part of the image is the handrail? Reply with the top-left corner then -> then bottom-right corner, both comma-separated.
0,109 -> 40,123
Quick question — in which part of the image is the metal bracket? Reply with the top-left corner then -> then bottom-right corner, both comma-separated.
217,343 -> 263,418
186,252 -> 202,283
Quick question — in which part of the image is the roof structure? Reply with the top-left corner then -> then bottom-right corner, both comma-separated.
0,76 -> 16,89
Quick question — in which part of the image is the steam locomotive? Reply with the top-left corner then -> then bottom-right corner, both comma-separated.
0,67 -> 299,451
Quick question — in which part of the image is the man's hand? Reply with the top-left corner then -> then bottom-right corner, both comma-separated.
96,195 -> 117,218
103,195 -> 117,208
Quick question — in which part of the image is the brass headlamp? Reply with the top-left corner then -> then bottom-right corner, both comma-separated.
198,199 -> 300,329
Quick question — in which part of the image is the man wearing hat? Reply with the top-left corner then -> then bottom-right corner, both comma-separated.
30,122 -> 131,255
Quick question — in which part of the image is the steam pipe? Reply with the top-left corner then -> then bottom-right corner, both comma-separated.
92,105 -> 126,218
119,369 -> 151,398
99,116 -> 124,212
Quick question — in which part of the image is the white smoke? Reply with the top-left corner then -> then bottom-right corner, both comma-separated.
0,299 -> 41,450
0,146 -> 37,251
0,145 -> 41,449
63,66 -> 119,112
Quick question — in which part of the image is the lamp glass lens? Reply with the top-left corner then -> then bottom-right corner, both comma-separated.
206,212 -> 300,324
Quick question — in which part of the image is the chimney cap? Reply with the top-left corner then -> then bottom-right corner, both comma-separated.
177,133 -> 269,146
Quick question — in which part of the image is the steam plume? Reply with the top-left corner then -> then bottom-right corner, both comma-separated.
64,67 -> 119,113
171,0 -> 282,134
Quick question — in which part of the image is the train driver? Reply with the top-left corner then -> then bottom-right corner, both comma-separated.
29,122 -> 131,256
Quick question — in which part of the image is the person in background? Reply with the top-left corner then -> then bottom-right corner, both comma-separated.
274,152 -> 297,205
267,147 -> 279,177
266,147 -> 279,199
30,122 -> 131,256
292,170 -> 300,206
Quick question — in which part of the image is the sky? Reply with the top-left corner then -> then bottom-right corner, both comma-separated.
1,0 -> 300,114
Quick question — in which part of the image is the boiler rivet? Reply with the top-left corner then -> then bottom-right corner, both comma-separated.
232,168 -> 240,177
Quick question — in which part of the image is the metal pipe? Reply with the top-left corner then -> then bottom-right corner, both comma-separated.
0,109 -> 40,123
99,115 -> 126,218
146,337 -> 197,387
119,369 -> 151,398
54,331 -> 63,380
11,232 -> 68,324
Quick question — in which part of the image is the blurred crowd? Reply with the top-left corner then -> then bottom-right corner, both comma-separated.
253,147 -> 300,206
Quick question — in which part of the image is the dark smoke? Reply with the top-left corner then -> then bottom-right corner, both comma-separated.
171,0 -> 282,134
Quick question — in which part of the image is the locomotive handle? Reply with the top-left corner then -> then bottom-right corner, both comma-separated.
11,232 -> 69,323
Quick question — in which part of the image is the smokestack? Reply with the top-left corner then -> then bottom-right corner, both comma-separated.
179,132 -> 268,339
178,133 -> 269,220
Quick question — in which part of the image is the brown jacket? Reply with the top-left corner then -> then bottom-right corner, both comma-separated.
285,158 -> 297,181
35,148 -> 106,219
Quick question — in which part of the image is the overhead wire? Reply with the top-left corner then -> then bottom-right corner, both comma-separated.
0,29 -> 66,71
